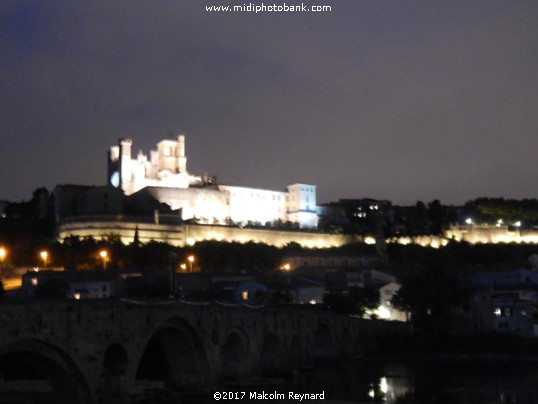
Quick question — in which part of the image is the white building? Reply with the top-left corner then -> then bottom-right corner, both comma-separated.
372,282 -> 407,322
108,135 -> 318,228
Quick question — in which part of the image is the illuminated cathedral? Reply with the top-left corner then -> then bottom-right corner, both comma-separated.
107,135 -> 318,228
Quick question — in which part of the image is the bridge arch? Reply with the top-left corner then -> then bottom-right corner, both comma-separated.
136,316 -> 210,391
288,334 -> 303,367
259,334 -> 283,376
0,339 -> 93,404
339,328 -> 353,356
310,323 -> 335,361
354,327 -> 374,355
220,329 -> 249,380
103,342 -> 129,376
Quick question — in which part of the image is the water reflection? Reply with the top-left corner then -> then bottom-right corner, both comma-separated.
367,375 -> 411,403
273,359 -> 538,404
358,359 -> 538,404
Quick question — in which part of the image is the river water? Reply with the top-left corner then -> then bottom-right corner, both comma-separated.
3,357 -> 538,403
178,358 -> 538,404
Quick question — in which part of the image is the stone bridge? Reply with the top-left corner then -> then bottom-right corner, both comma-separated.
0,300 -> 408,403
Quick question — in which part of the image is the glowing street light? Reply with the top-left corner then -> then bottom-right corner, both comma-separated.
515,221 -> 522,227
465,218 -> 473,225
180,263 -> 187,271
40,250 -> 48,269
99,250 -> 108,269
0,247 -> 6,265
187,255 -> 195,272
0,247 -> 6,277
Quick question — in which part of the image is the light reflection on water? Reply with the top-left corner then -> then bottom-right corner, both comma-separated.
342,359 -> 538,404
243,359 -> 538,404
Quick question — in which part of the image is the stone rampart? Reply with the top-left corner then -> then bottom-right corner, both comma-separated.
57,219 -> 359,248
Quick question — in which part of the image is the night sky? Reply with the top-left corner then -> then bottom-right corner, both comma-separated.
1,1 -> 537,205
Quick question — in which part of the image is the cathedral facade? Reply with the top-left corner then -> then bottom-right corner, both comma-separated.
107,135 -> 318,228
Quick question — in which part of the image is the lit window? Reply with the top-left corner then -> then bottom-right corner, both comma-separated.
74,292 -> 81,300
241,290 -> 248,301
494,308 -> 501,316
31,277 -> 38,286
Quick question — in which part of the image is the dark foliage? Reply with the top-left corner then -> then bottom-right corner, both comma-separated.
324,287 -> 380,316
464,197 -> 538,226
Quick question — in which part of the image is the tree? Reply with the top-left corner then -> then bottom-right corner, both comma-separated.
427,200 -> 445,235
388,257 -> 466,328
464,198 -> 538,226
390,289 -> 411,322
325,287 -> 380,317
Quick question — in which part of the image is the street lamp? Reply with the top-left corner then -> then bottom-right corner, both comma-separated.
0,247 -> 6,278
40,250 -> 48,269
99,250 -> 108,269
187,255 -> 195,272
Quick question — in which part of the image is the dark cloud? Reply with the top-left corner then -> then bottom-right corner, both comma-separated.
1,0 -> 537,204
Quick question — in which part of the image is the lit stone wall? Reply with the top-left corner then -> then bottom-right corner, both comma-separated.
390,226 -> 538,248
57,219 -> 359,248
182,224 -> 356,248
389,235 -> 449,248
445,226 -> 538,244
58,220 -> 538,250
58,219 -> 184,246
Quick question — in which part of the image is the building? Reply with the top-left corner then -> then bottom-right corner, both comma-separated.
277,250 -> 406,320
52,184 -> 176,222
372,282 -> 407,321
339,198 -> 392,221
67,270 -> 127,299
107,135 -> 318,228
21,269 -> 127,299
470,269 -> 538,336
286,277 -> 325,305
52,185 -> 125,221
175,273 -> 270,305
